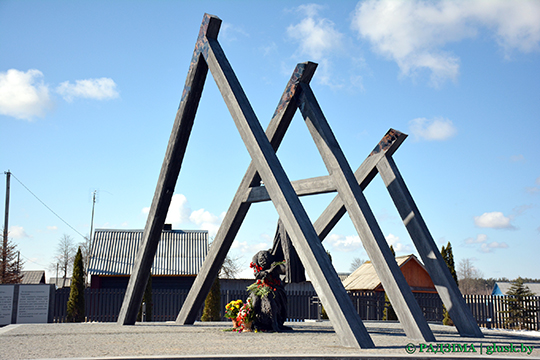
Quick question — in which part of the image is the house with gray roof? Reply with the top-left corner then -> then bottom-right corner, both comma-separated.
88,226 -> 208,290
49,277 -> 71,288
20,270 -> 46,284
492,282 -> 540,296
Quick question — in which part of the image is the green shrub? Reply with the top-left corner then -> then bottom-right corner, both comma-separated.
201,276 -> 221,321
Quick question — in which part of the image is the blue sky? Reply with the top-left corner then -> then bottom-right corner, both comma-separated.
1,0 -> 539,281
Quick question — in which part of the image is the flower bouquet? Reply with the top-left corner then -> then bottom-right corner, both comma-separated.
247,260 -> 286,298
236,298 -> 255,332
247,277 -> 280,298
225,299 -> 243,328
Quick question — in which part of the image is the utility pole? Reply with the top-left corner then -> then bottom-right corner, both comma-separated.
2,170 -> 10,284
86,190 -> 97,285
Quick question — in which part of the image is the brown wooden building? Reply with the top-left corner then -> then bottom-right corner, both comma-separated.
343,254 -> 437,294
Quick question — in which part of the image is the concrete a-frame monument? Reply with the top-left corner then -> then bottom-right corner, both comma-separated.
117,13 -> 483,348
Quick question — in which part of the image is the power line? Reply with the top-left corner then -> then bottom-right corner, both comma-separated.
18,252 -> 48,268
9,172 -> 87,240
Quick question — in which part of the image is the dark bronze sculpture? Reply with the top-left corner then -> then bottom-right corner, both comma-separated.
249,250 -> 291,332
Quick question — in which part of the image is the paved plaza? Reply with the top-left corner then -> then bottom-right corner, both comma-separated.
0,321 -> 539,360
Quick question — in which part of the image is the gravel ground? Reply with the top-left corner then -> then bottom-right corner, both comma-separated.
0,321 -> 539,360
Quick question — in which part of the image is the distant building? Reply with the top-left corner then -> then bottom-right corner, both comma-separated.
492,282 -> 540,296
343,254 -> 437,293
88,226 -> 208,290
20,270 -> 46,284
49,277 -> 72,288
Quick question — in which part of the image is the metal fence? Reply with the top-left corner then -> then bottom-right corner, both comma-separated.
53,288 -> 540,330
464,294 -> 540,330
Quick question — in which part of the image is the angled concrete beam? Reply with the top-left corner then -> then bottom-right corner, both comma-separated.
313,129 -> 407,241
176,61 -> 318,325
117,14 -> 220,325
376,155 -> 483,338
298,83 -> 435,342
243,175 -> 335,203
203,36 -> 374,348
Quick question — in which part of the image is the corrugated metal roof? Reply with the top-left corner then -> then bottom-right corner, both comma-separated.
342,255 -> 419,291
21,270 -> 46,284
88,229 -> 208,276
48,277 -> 71,288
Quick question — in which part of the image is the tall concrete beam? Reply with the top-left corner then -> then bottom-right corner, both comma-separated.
298,83 -> 435,342
313,129 -> 407,241
203,34 -> 374,349
376,155 -> 484,338
117,14 -> 220,325
176,61 -> 318,325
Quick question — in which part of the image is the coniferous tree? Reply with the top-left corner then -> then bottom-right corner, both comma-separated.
0,234 -> 23,284
502,277 -> 538,330
441,241 -> 459,325
445,242 -> 458,286
201,275 -> 221,321
383,245 -> 398,321
66,247 -> 85,322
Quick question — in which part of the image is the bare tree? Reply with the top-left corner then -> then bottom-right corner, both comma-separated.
458,258 -> 482,280
350,257 -> 366,272
78,234 -> 91,267
221,254 -> 242,279
50,234 -> 77,287
207,237 -> 241,279
457,258 -> 486,295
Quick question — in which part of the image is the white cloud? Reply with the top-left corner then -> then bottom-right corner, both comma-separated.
509,154 -> 525,162
287,4 -> 348,88
526,178 -> 540,194
220,22 -> 249,42
0,69 -> 52,120
142,194 -> 224,237
409,117 -> 457,141
164,194 -> 191,226
465,233 -> 488,244
287,4 -> 343,60
260,42 -> 278,57
480,241 -> 509,253
189,209 -> 224,238
47,226 -> 58,231
474,211 -> 515,229
10,225 -> 30,239
326,233 -> 363,252
56,77 -> 119,102
512,204 -> 534,216
385,233 -> 411,253
231,239 -> 271,255
352,0 -> 540,85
